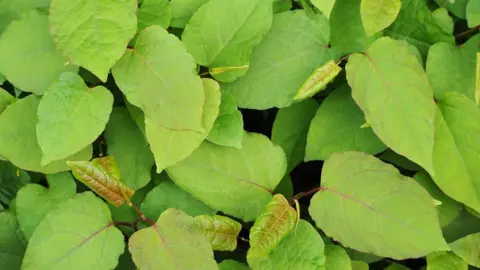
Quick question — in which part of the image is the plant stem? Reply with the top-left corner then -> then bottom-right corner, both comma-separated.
114,221 -> 134,229
455,25 -> 480,39
291,186 -> 323,203
130,201 -> 156,227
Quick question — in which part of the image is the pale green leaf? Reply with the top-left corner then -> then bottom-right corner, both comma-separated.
105,107 -> 154,190
138,0 -> 171,30
146,78 -> 221,172
219,260 -> 250,270
431,92 -> 480,212
248,194 -> 297,258
0,95 -> 92,174
22,192 -> 125,270
113,26 -> 205,132
49,0 -> 137,81
128,209 -> 217,270
311,0 -> 336,19
0,87 -> 14,114
195,214 -> 242,251
360,0 -> 401,36
37,72 -> 113,165
207,91 -> 244,148
0,10 -> 76,95
325,244 -> 352,270
223,10 -> 339,109
427,35 -> 480,102
467,0 -> 480,27
167,132 -> 287,221
351,261 -> 369,270
309,152 -> 449,259
450,233 -> 480,267
0,211 -> 26,270
182,0 -> 273,82
16,172 -> 76,240
346,37 -> 436,175
293,60 -> 342,101
0,161 -> 30,208
272,99 -> 319,172
170,0 -> 209,28
248,220 -> 325,270
305,85 -> 386,161
426,251 -> 468,270
141,182 -> 215,221
432,8 -> 454,34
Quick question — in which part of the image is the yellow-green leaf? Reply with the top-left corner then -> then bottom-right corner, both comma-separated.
194,215 -> 242,251
476,52 -> 480,105
360,0 -> 401,36
293,60 -> 342,101
450,233 -> 480,267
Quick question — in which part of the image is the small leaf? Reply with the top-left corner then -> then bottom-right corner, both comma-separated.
248,194 -> 297,258
325,244 -> 352,270
0,211 -> 26,270
466,0 -> 480,28
0,160 -> 30,208
360,0 -> 401,36
450,233 -> 480,267
194,214 -> 242,251
49,0 -> 137,81
311,0 -> 336,19
138,0 -> 171,31
426,251 -> 468,270
293,60 -> 342,101
67,156 -> 135,207
219,260 -> 250,270
170,0 -> 209,28
432,8 -> 454,34
0,88 -> 14,114
129,209 -> 217,270
351,261 -> 369,270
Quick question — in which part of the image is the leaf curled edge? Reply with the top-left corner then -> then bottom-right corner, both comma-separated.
294,60 -> 342,101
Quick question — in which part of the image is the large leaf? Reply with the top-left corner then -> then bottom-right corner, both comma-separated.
138,0 -> 171,31
346,37 -> 436,175
384,0 -> 454,56
309,152 -> 449,259
426,252 -> 468,270
128,209 -> 217,270
16,172 -> 76,240
0,95 -> 92,174
248,194 -> 297,258
0,211 -> 26,269
360,0 -> 401,36
170,0 -> 209,28
113,26 -> 205,132
305,85 -> 386,161
272,99 -> 319,173
223,10 -> 339,109
450,233 -> 480,267
145,78 -> 221,172
67,156 -> 135,207
141,182 -> 215,220
467,0 -> 480,27
207,91 -> 244,148
182,0 -> 273,82
105,107 -> 154,190
0,10 -> 76,95
194,214 -> 242,251
248,220 -> 326,270
325,244 -> 352,270
0,161 -> 30,208
426,35 -> 480,102
48,0 -> 137,81
37,72 -> 113,164
22,192 -> 125,270
167,132 -> 287,221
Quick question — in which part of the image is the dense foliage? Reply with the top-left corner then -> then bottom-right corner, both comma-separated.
0,0 -> 479,269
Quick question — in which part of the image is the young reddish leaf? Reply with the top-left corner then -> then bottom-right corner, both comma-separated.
293,60 -> 342,101
67,156 -> 135,207
194,215 -> 242,251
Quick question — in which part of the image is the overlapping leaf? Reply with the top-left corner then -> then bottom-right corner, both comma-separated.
432,8 -> 454,34
195,214 -> 242,251
311,0 -> 336,19
170,0 -> 209,28
450,233 -> 480,267
360,0 -> 401,36
137,0 -> 171,31
426,252 -> 468,270
0,211 -> 26,269
0,161 -> 30,209
0,88 -> 14,114
466,0 -> 480,27
207,91 -> 244,148
325,244 -> 352,270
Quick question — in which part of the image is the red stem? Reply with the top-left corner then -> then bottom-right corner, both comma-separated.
130,202 -> 156,227
291,186 -> 323,204
114,221 -> 134,229
455,25 -> 479,39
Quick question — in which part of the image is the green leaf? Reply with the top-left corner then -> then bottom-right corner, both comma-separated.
128,208 -> 217,270
37,72 -> 113,165
426,35 -> 480,102
0,10 -> 76,95
105,107 -> 154,190
0,95 -> 92,174
0,87 -> 14,114
426,251 -> 468,270
219,260 -> 250,270
305,85 -> 386,161
384,0 -> 454,56
167,132 -> 287,221
206,91 -> 244,148
434,0 -> 468,18
477,52 -> 480,105
0,211 -> 26,270
182,0 -> 273,82
138,0 -> 171,31
48,0 -> 137,81
360,0 -> 401,36
351,261 -> 369,270
431,92 -> 480,212
248,220 -> 326,270
467,0 -> 480,27
293,60 -> 342,101
272,99 -> 319,172
113,26 -> 205,132
311,0 -> 336,19
378,150 -> 422,171
450,233 -> 480,267
0,73 -> 5,85
223,10 -> 339,109
67,156 -> 135,207
274,175 -> 294,200
0,161 -> 30,208
432,8 -> 454,34
309,152 -> 449,259
194,214 -> 242,251
16,172 -> 76,240
170,0 -> 209,28
273,0 -> 292,13
0,1 -> 21,34
141,182 -> 215,221
325,244 -> 352,270
346,249 -> 383,264
248,194 -> 297,258
146,78 -> 221,172
346,37 -> 436,175
330,0 -> 381,54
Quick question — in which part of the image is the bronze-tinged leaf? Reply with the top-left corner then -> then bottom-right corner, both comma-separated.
67,156 -> 134,207
194,215 -> 242,251
293,60 -> 342,101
